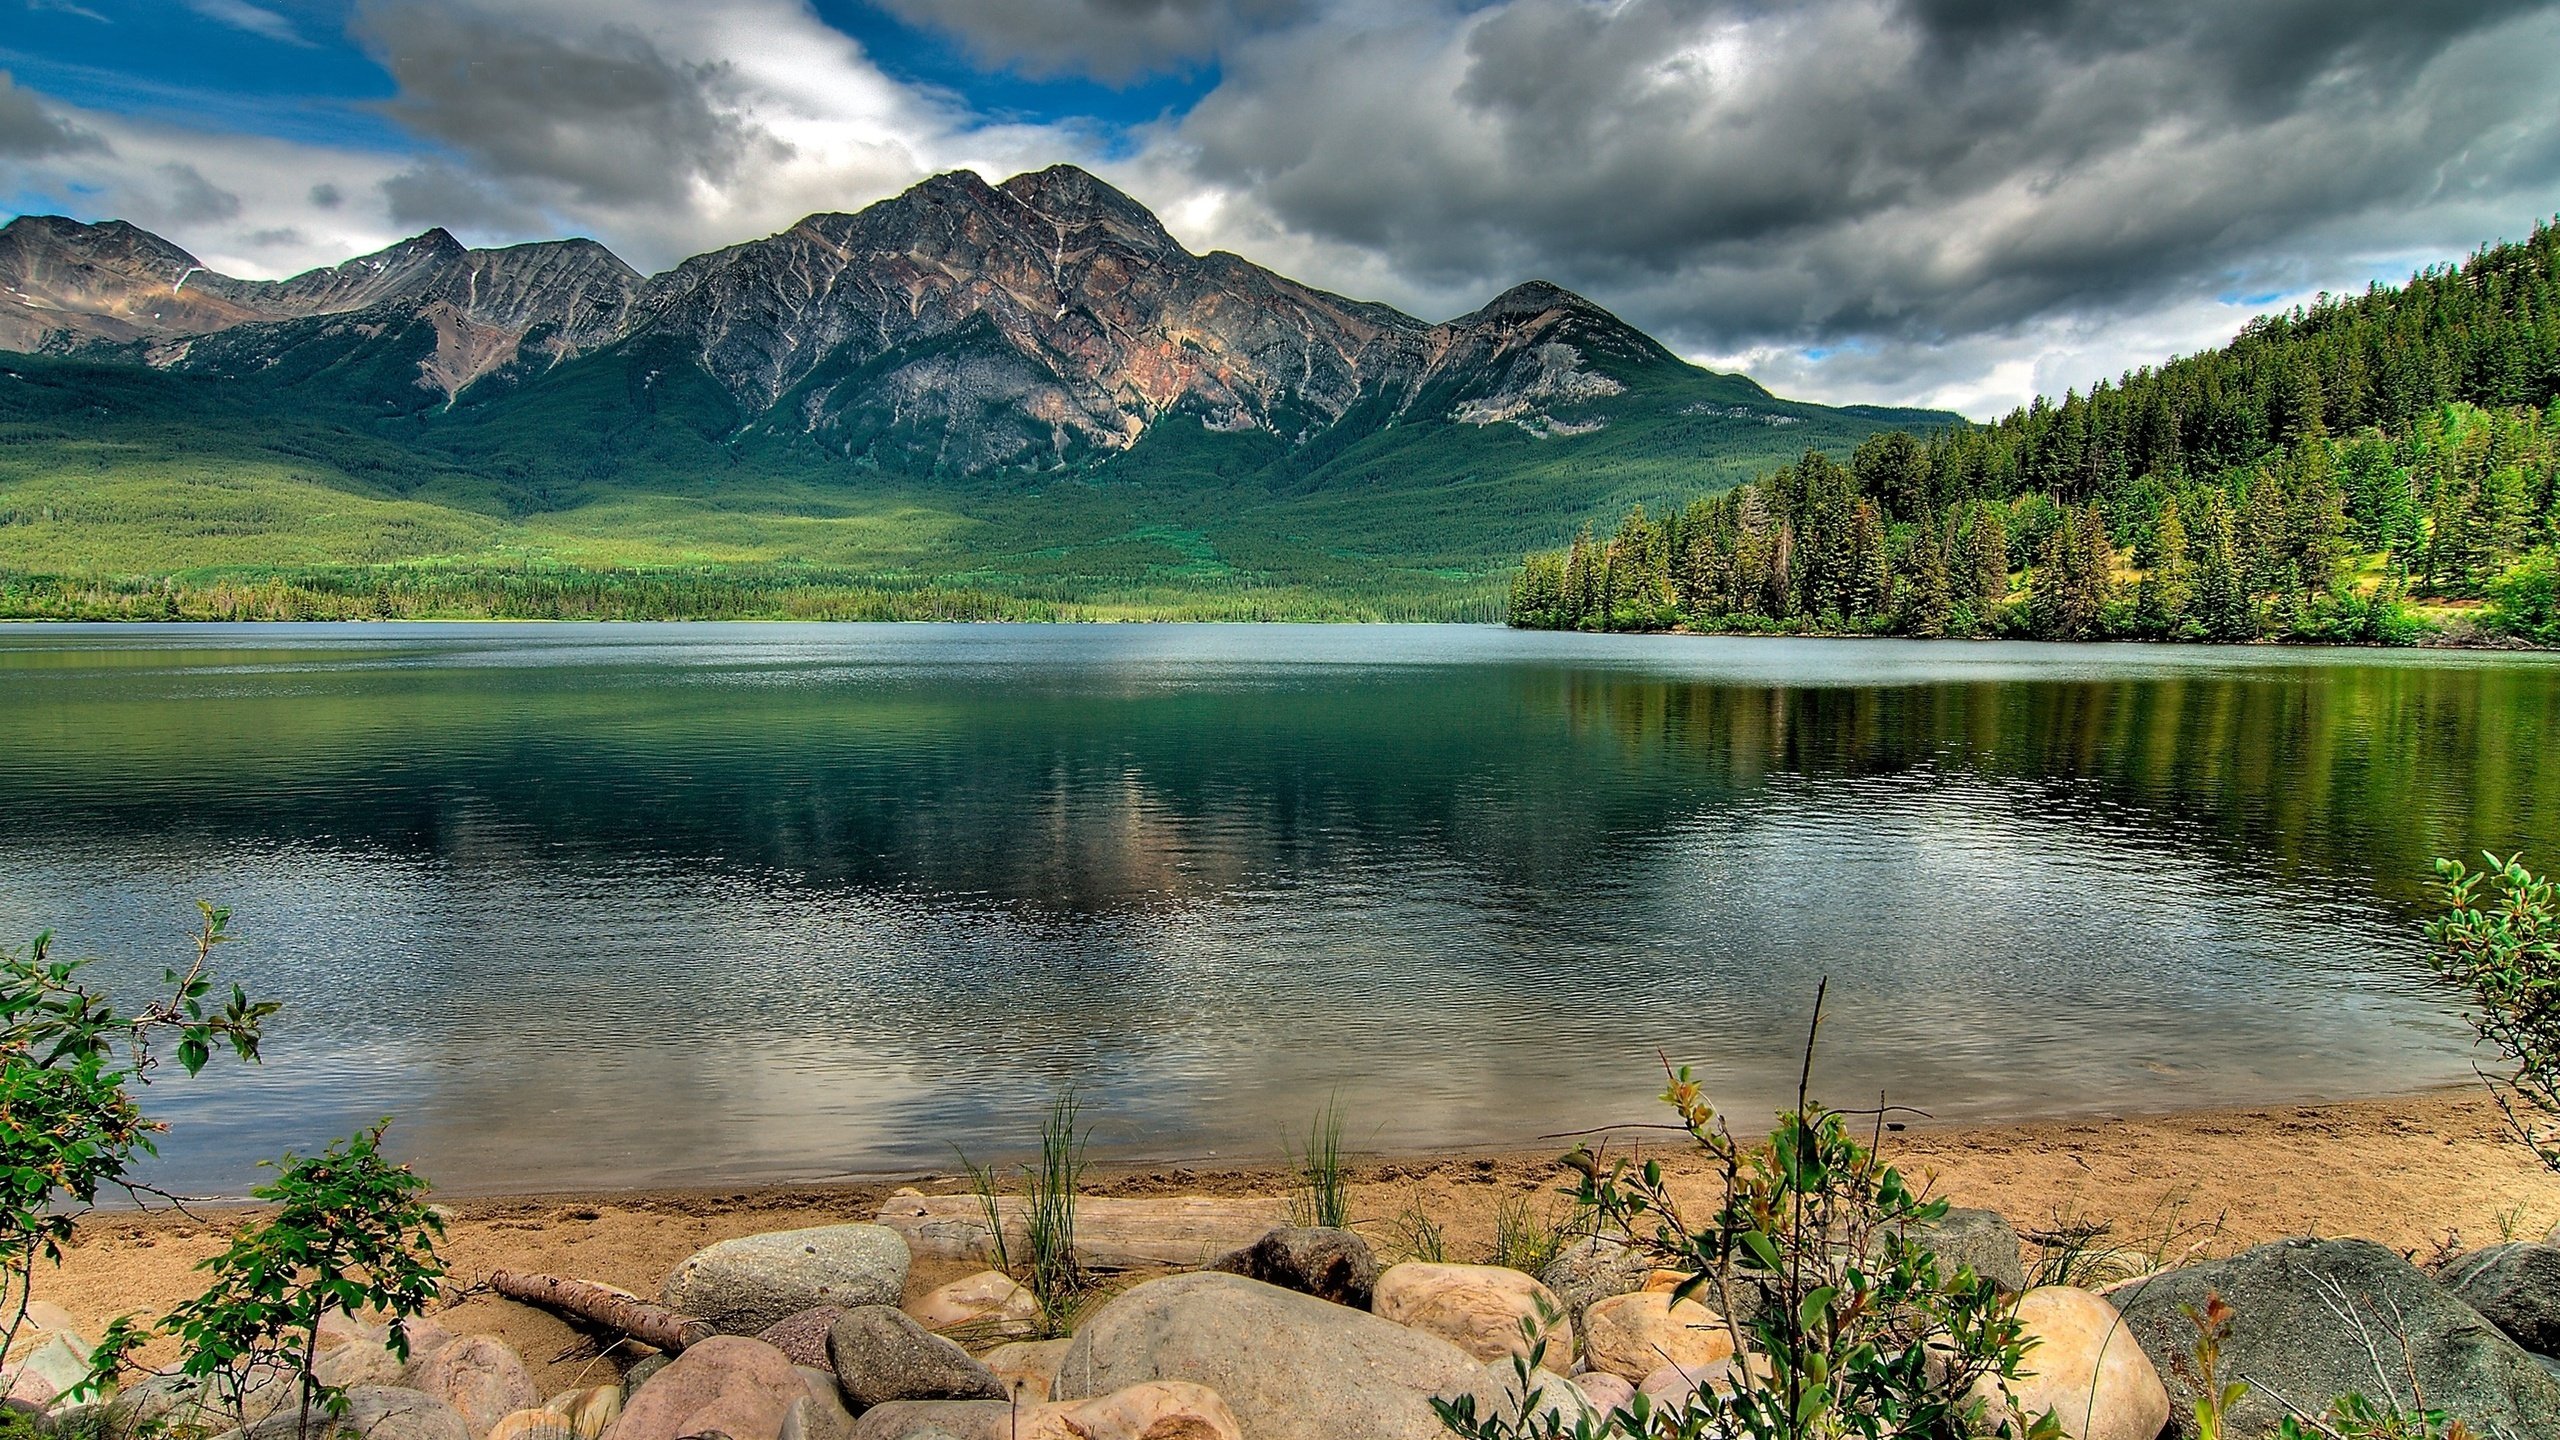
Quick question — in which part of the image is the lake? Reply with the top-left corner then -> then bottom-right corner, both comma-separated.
1,623 -> 2552,1197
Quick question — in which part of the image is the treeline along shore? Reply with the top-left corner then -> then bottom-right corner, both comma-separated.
1510,222 -> 2560,647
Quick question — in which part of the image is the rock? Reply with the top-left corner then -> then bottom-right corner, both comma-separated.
875,1193 -> 1285,1271
4,1332 -> 93,1406
20,1303 -> 78,1336
1372,1263 -> 1571,1366
843,1400 -> 1009,1440
1206,1227 -> 1379,1310
539,1385 -> 623,1440
619,1357 -> 669,1395
239,1386 -> 473,1440
789,1367 -> 855,1440
665,1226 -> 912,1336
1571,1370 -> 1634,1415
904,1274 -> 1034,1337
1537,1237 -> 1653,1333
1997,1286 -> 2169,1440
1463,1367 -> 1597,1434
1580,1292 -> 1733,1382
2441,1242 -> 2560,1355
1053,1271 -> 1487,1440
485,1411 -> 575,1440
978,1340 -> 1070,1403
601,1335 -> 804,1440
847,1382 -> 1242,1440
1901,1207 -> 2029,1295
403,1336 -> 538,1439
826,1307 -> 1005,1410
2111,1237 -> 2560,1439
757,1309 -> 848,1369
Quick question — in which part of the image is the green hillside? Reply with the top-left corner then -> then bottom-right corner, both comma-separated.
0,332 -> 1941,620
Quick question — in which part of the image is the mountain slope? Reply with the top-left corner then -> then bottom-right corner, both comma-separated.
0,166 -> 1954,616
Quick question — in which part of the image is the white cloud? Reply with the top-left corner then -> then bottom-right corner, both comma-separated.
184,0 -> 315,47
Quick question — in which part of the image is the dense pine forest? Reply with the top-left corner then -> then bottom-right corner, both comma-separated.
1509,221 -> 2560,645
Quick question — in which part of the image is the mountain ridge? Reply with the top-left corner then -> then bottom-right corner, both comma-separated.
0,164 -> 1952,616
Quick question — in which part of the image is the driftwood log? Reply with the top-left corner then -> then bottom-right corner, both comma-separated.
489,1269 -> 716,1353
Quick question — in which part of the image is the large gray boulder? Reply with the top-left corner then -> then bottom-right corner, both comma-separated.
1208,1226 -> 1379,1310
825,1307 -> 1004,1411
238,1386 -> 472,1440
2110,1237 -> 2560,1439
663,1226 -> 911,1335
402,1335 -> 538,1438
1901,1206 -> 2028,1295
1051,1271 -> 1491,1440
2441,1243 -> 2560,1356
1537,1236 -> 1653,1333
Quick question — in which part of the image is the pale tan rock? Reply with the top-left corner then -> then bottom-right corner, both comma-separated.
1372,1263 -> 1571,1366
539,1384 -> 623,1440
1994,1287 -> 2170,1440
1571,1370 -> 1634,1415
1580,1292 -> 1733,1382
874,1194 -> 1286,1272
486,1409 -> 575,1440
403,1335 -> 538,1439
848,1380 -> 1242,1440
906,1272 -> 1035,1336
979,1339 -> 1072,1402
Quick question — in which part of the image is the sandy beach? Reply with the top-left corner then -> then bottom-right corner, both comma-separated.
32,1084 -> 2554,1400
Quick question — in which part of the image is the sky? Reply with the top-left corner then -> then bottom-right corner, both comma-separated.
4,0 -> 2559,419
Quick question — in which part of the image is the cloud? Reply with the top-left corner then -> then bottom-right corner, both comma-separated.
871,0 -> 1313,83
0,70 -> 103,158
9,0 -> 2559,414
339,0 -> 1099,269
184,0 -> 315,47
1145,0 -> 2560,412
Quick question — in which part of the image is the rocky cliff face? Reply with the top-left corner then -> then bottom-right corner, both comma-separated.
0,165 -> 1701,471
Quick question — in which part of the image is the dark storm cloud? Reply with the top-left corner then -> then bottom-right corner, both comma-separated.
1172,0 -> 2560,366
0,71 -> 104,158
874,0 -> 1312,81
157,161 -> 240,221
355,1 -> 789,211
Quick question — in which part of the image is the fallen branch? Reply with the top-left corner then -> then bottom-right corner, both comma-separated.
489,1270 -> 714,1354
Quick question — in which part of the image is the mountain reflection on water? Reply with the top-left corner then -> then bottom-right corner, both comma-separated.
1,623 -> 2551,1195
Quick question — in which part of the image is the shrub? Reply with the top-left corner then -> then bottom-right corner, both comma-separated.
152,1121 -> 446,1437
2426,854 -> 2560,1172
1438,986 -> 2057,1440
0,905 -> 276,1379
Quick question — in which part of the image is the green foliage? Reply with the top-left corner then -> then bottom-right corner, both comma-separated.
0,904 -> 275,1378
1482,1194 -> 1585,1276
155,1121 -> 445,1436
1383,1198 -> 1450,1265
1438,986 -> 2057,1440
1515,220 -> 2560,643
2426,853 -> 2560,1172
1286,1096 -> 1352,1231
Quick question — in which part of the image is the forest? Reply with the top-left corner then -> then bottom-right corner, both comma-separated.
1508,220 -> 2560,645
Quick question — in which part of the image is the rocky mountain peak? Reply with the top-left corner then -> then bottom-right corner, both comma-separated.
995,165 -> 1179,256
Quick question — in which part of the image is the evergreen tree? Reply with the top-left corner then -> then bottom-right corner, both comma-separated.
2135,495 -> 2193,637
2191,492 -> 2256,640
1903,516 -> 1952,638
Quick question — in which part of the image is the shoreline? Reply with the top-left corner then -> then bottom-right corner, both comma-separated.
42,1085 -> 2555,1396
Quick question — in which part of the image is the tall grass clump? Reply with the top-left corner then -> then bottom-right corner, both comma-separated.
959,1090 -> 1090,1338
1286,1096 -> 1351,1230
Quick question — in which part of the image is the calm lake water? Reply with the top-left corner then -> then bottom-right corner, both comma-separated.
2,623 -> 2554,1197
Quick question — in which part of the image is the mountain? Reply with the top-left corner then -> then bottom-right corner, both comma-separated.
0,165 -> 1955,618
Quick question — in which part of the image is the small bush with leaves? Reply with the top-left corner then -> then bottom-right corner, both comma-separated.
1439,987 -> 2057,1440
135,1120 -> 446,1438
2426,853 -> 2560,1172
0,905 -> 276,1379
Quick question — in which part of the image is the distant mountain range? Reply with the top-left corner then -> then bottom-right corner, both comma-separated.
0,165 -> 1952,616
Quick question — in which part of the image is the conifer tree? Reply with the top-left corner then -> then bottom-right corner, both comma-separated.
2135,495 -> 2194,636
